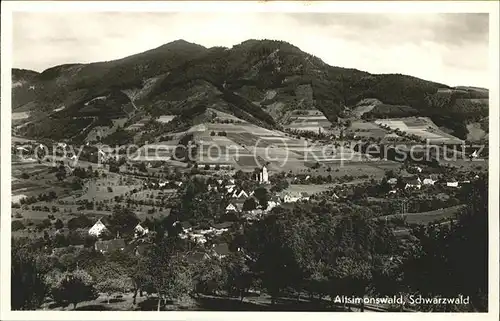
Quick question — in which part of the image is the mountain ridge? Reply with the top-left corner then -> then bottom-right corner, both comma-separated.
12,38 -> 489,143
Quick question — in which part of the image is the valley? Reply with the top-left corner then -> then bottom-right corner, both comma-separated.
10,38 -> 489,313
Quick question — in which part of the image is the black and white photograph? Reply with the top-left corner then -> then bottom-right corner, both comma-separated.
1,1 -> 498,318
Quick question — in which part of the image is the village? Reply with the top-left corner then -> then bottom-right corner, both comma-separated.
12,134 -> 485,268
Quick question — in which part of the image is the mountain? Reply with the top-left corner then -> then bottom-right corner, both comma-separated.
12,39 -> 489,142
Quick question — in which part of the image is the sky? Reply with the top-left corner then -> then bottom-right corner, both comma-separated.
12,12 -> 490,88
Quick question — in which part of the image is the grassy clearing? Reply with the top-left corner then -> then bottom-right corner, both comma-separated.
381,205 -> 465,225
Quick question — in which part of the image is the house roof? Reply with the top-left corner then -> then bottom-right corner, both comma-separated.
387,178 -> 398,184
95,239 -> 126,252
180,221 -> 192,229
213,221 -> 233,229
186,251 -> 207,264
212,243 -> 230,256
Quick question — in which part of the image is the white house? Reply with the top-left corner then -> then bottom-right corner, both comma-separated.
88,219 -> 108,237
232,190 -> 249,199
405,177 -> 422,190
422,178 -> 436,185
387,178 -> 398,185
266,200 -> 281,212
225,203 -> 237,213
447,181 -> 459,188
134,223 -> 149,237
283,193 -> 310,203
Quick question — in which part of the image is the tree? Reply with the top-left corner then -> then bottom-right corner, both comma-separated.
242,197 -> 257,211
401,175 -> 488,311
12,220 -> 25,231
54,219 -> 64,230
330,256 -> 372,312
11,244 -> 49,310
253,187 -> 269,209
55,165 -> 67,181
137,163 -> 148,173
47,269 -> 98,309
67,215 -> 92,230
193,257 -> 225,296
70,178 -> 83,190
92,259 -> 133,304
108,206 -> 139,237
222,253 -> 253,301
147,238 -> 193,310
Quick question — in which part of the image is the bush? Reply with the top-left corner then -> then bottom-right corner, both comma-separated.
67,215 -> 93,230
36,219 -> 51,231
54,219 -> 64,230
47,270 -> 98,310
12,220 -> 25,231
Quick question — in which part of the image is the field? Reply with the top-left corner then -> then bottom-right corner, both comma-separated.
86,118 -> 128,142
348,120 -> 389,139
12,160 -> 74,201
466,121 -> 488,141
381,205 -> 465,225
177,119 -> 404,174
11,160 -> 173,239
126,114 -> 178,131
283,109 -> 332,133
351,99 -> 381,118
12,111 -> 30,120
374,117 -> 463,144
284,184 -> 337,195
132,140 -> 179,161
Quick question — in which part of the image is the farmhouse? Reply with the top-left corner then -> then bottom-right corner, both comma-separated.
232,189 -> 249,199
134,223 -> 149,238
225,203 -> 238,213
266,200 -> 281,212
88,219 -> 108,237
405,177 -> 422,190
283,192 -> 310,203
422,178 -> 436,185
211,243 -> 230,259
387,178 -> 398,185
95,239 -> 126,254
180,232 -> 207,244
225,185 -> 236,193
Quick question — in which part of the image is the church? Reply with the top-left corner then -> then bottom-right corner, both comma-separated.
254,165 -> 269,184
